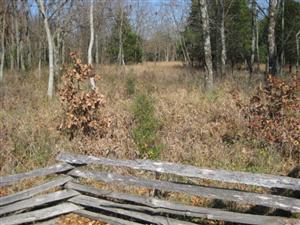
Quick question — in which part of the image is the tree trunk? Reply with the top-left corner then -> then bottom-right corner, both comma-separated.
54,28 -> 61,78
279,0 -> 285,76
118,7 -> 125,66
256,13 -> 260,72
9,50 -> 13,72
9,16 -> 14,71
25,3 -> 31,70
43,41 -> 47,63
61,32 -> 65,65
54,40 -> 59,77
200,0 -> 213,90
220,0 -> 226,78
38,39 -> 42,79
37,0 -> 55,98
250,0 -> 256,77
9,48 -> 14,71
27,34 -> 32,69
95,33 -> 99,65
170,8 -> 190,65
0,6 -> 6,82
165,44 -> 169,62
180,39 -> 187,63
296,31 -> 300,73
268,0 -> 278,76
13,4 -> 20,71
20,39 -> 26,71
158,46 -> 161,61
88,0 -> 96,89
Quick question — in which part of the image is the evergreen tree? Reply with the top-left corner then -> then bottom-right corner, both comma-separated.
108,10 -> 143,64
258,17 -> 269,65
259,0 -> 300,73
276,0 -> 300,69
183,0 -> 252,70
225,0 -> 251,67
182,0 -> 205,67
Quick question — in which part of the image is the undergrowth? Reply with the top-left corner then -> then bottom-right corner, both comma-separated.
59,53 -> 108,140
232,75 -> 300,158
0,63 -> 294,177
125,74 -> 136,96
132,92 -> 162,159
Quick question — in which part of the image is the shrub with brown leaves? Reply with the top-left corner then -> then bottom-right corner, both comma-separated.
232,75 -> 300,157
59,52 -> 108,139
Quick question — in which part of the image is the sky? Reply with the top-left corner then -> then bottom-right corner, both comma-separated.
28,0 -> 270,16
28,0 -> 300,23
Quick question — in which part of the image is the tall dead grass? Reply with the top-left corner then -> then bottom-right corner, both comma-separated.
0,63 -> 296,178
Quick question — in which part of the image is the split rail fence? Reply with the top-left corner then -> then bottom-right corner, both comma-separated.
0,152 -> 300,225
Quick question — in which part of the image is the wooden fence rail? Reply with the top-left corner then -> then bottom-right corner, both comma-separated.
0,151 -> 299,225
57,152 -> 300,190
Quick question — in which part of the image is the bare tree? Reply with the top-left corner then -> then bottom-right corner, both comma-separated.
279,0 -> 285,76
12,1 -> 20,70
26,9 -> 32,70
88,0 -> 96,89
200,0 -> 213,89
37,0 -> 55,98
9,14 -> 14,71
168,0 -> 190,65
0,2 -> 7,81
268,0 -> 278,76
220,0 -> 226,78
36,11 -> 43,79
118,6 -> 125,66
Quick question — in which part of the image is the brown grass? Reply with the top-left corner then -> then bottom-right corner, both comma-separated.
1,62 -> 296,176
1,62 -> 298,224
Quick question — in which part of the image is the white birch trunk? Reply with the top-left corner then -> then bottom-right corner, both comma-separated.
88,0 -> 96,89
118,8 -> 125,66
279,0 -> 285,76
37,0 -> 55,98
200,0 -> 213,90
296,31 -> 300,72
268,0 -> 278,76
220,0 -> 226,77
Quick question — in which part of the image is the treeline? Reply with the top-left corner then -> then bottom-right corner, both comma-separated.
182,0 -> 300,78
0,0 -> 300,94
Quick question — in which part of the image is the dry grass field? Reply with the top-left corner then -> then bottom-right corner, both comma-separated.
1,62 -> 296,177
1,61 -> 299,224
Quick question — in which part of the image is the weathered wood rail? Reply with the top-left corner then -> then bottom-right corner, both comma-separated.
0,152 -> 299,225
